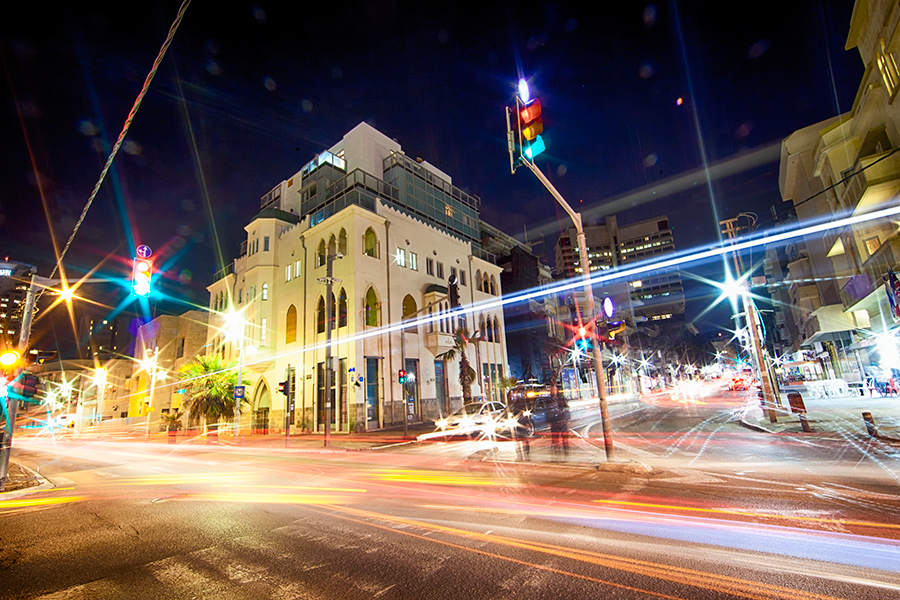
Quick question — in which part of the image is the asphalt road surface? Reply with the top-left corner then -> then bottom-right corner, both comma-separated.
2,427 -> 900,600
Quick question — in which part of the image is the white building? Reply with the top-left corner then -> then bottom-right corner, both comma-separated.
207,123 -> 508,433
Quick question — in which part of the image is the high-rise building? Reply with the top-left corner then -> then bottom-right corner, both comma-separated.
554,215 -> 685,322
206,122 -> 508,433
0,260 -> 35,354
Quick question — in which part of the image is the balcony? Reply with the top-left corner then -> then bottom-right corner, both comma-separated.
424,331 -> 455,356
841,150 -> 900,216
839,235 -> 900,310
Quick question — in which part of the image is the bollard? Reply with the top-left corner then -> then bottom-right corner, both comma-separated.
862,412 -> 878,437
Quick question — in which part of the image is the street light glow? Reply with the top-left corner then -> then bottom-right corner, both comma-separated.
517,78 -> 530,103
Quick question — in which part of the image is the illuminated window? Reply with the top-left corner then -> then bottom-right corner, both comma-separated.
409,252 -> 418,271
261,318 -> 267,344
364,228 -> 378,258
262,283 -> 268,300
865,236 -> 881,256
286,265 -> 292,282
877,39 -> 900,101
286,305 -> 297,344
365,287 -> 379,327
396,248 -> 406,268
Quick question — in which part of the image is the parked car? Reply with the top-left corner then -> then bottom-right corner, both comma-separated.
507,396 -> 558,437
434,402 -> 508,435
727,377 -> 749,391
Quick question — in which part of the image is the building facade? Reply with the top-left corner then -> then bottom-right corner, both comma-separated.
206,123 -> 508,434
554,215 -> 685,323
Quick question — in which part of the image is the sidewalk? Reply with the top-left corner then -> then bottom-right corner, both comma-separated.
740,390 -> 900,441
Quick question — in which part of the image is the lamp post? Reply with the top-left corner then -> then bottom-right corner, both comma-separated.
318,251 -> 343,447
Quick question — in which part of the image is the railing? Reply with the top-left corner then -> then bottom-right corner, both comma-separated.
212,262 -> 234,283
839,235 -> 900,310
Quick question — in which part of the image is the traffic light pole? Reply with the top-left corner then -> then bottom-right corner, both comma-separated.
518,158 -> 615,461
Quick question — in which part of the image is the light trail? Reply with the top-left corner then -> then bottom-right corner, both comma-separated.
592,499 -> 900,531
145,202 -> 900,400
319,504 -> 856,600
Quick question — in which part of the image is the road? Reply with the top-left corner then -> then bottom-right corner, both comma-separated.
2,420 -> 900,599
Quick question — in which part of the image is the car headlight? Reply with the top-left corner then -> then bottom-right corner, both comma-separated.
436,419 -> 448,430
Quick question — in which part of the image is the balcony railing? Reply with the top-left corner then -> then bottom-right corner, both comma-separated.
212,262 -> 234,283
839,235 -> 900,310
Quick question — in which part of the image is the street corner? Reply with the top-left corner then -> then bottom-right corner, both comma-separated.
1,461 -> 52,498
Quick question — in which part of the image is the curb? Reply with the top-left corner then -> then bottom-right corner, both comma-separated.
0,462 -> 54,499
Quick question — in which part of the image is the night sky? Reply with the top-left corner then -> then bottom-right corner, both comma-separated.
0,1 -> 863,349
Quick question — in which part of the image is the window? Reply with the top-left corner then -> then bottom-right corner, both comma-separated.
437,262 -> 444,279
426,258 -> 434,276
476,270 -> 482,291
328,234 -> 336,258
460,270 -> 466,286
286,305 -> 297,344
176,338 -> 185,359
264,236 -> 270,252
285,264 -> 292,282
338,228 -> 348,255
338,288 -> 348,327
878,39 -> 900,101
262,283 -> 268,300
261,318 -> 267,344
365,287 -> 379,327
494,317 -> 501,343
238,288 -> 243,304
490,275 -> 497,295
396,248 -> 406,268
450,267 -> 457,280
402,295 -> 417,332
316,297 -> 326,334
865,236 -> 881,256
409,252 -> 418,271
295,260 -> 301,279
317,240 -> 326,267
330,291 -> 337,330
364,228 -> 378,258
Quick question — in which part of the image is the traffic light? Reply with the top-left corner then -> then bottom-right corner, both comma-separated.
277,380 -> 289,396
448,275 -> 460,309
132,257 -> 153,297
398,369 -> 407,384
516,78 -> 546,161
575,337 -> 592,353
9,372 -> 40,401
607,321 -> 626,339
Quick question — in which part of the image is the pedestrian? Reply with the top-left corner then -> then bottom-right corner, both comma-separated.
509,391 -> 530,461
549,384 -> 570,459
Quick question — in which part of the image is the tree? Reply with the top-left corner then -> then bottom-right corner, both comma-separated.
178,354 -> 250,441
437,327 -> 484,406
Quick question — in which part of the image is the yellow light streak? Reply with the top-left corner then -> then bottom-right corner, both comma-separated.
0,496 -> 85,510
593,499 -> 900,530
236,485 -> 368,493
365,469 -> 502,486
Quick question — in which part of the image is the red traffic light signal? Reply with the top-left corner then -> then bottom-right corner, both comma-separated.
277,381 -> 289,396
398,369 -> 407,384
520,99 -> 543,140
132,258 -> 153,297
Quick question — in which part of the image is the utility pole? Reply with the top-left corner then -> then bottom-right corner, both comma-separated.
318,251 -> 343,447
720,217 -> 779,421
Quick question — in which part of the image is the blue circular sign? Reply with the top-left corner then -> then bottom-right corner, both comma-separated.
136,245 -> 152,259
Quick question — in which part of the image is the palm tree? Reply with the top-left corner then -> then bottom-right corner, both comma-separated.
178,354 -> 250,442
437,327 -> 484,406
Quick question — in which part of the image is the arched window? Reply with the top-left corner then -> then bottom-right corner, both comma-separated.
490,275 -> 497,296
365,287 -> 379,327
285,305 -> 297,344
317,240 -> 326,267
487,317 -> 494,342
316,296 -> 326,334
364,228 -> 378,258
338,228 -> 348,255
438,304 -> 444,333
338,288 -> 348,327
262,283 -> 268,301
328,234 -> 336,258
402,294 -> 417,332
494,317 -> 501,343
428,307 -> 434,333
479,315 -> 486,339
475,270 -> 482,292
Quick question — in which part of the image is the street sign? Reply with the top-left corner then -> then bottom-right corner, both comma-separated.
136,245 -> 152,259
234,385 -> 245,399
